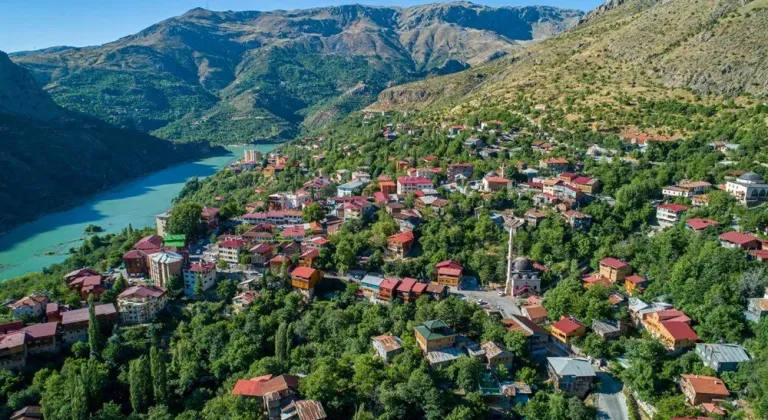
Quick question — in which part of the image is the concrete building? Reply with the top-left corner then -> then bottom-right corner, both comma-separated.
155,211 -> 170,237
695,343 -> 750,373
656,203 -> 689,227
117,286 -> 168,324
372,334 -> 403,361
148,251 -> 183,288
183,261 -> 217,296
547,357 -> 595,398
60,304 -> 117,345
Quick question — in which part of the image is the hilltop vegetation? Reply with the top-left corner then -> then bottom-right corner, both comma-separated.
11,3 -> 581,144
369,0 -> 768,137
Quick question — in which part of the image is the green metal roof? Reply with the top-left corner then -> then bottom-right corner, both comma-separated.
415,320 -> 455,340
164,234 -> 186,247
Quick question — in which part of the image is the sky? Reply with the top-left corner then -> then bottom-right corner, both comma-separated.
0,0 -> 603,53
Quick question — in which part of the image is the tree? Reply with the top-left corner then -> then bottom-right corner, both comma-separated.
129,356 -> 152,413
150,347 -> 168,406
112,275 -> 128,294
217,259 -> 229,270
302,202 -> 325,222
275,322 -> 288,361
449,356 -> 484,392
217,279 -> 237,302
168,201 -> 202,238
166,275 -> 183,294
194,275 -> 204,298
87,295 -> 100,357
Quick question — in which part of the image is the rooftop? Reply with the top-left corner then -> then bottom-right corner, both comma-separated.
547,357 -> 595,377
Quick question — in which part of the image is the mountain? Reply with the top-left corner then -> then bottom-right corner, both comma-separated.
368,0 -> 768,128
0,51 -> 217,234
11,3 -> 582,144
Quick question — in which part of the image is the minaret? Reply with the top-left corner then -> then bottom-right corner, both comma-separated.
505,227 -> 514,295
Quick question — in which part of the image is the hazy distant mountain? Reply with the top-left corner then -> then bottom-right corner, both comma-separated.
12,2 -> 582,143
0,52 -> 215,233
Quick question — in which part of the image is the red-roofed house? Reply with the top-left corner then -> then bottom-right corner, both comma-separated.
643,310 -> 698,351
599,258 -> 632,283
719,231 -> 762,250
686,218 -> 720,232
201,206 -> 220,231
550,316 -> 586,344
657,203 -> 690,227
396,278 -> 416,302
123,249 -> 149,277
291,267 -> 323,299
396,177 -> 432,194
582,273 -> 612,289
435,260 -> 463,287
182,261 -> 216,296
117,286 -> 168,324
681,374 -> 730,406
482,176 -> 512,192
299,249 -> 319,268
379,181 -> 397,195
379,278 -> 400,301
133,235 -> 164,253
625,275 -> 648,296
218,239 -> 246,264
387,231 -> 414,259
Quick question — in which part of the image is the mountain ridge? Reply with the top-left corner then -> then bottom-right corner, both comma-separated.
11,2 -> 582,144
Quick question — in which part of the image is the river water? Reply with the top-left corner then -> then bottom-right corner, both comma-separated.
0,144 -> 276,280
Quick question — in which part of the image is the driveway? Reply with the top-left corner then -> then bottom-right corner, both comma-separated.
595,372 -> 629,420
452,288 -> 522,318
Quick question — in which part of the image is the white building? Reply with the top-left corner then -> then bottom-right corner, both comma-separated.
726,172 -> 768,206
656,203 -> 689,227
155,211 -> 170,237
117,286 -> 168,324
337,180 -> 366,197
6,296 -> 48,319
183,261 -> 217,296
396,177 -> 433,194
217,239 -> 246,264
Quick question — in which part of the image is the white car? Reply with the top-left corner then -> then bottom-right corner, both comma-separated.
476,299 -> 486,305
497,291 -> 505,296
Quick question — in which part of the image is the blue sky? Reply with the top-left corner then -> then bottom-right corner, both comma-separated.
0,0 -> 603,53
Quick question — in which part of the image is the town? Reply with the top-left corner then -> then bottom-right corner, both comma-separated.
4,109 -> 768,420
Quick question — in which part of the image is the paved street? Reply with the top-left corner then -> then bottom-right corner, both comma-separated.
595,372 -> 630,420
452,288 -> 522,317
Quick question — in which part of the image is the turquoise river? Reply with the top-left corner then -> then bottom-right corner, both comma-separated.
0,144 -> 276,280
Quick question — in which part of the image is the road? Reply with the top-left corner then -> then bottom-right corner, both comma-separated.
452,288 -> 522,318
595,372 -> 630,420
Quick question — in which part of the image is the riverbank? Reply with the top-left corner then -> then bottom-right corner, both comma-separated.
0,143 -> 277,280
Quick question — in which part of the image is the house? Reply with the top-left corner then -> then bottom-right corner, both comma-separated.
379,180 -> 397,195
387,231 -> 414,259
481,341 -> 514,369
298,249 -> 319,268
60,304 -> 117,345
337,180 -> 366,197
695,343 -> 750,373
686,218 -> 720,232
361,274 -> 384,297
281,400 -> 327,420
681,374 -> 730,406
435,260 -> 463,287
396,177 -> 432,194
290,267 -> 323,299
425,282 -> 449,300
568,176 -> 601,194
501,316 -> 549,354
117,286 -> 168,324
232,291 -> 260,312
525,209 -> 548,227
624,275 -> 648,296
426,346 -> 465,368
10,406 -> 42,420
250,243 -> 276,267
746,294 -> 768,322
182,261 -> 216,297
23,322 -> 60,355
67,274 -> 106,299
232,374 -> 302,419
123,249 -> 149,277
725,172 -> 768,206
415,320 -> 457,353
148,251 -> 184,288
218,239 -> 246,264
372,334 -> 403,361
521,305 -> 549,325
592,319 -> 624,340
547,357 -> 595,398
643,309 -> 698,351
448,163 -> 473,182
539,158 -> 570,173
550,316 -> 586,344
378,278 -> 400,301
6,296 -> 48,320
483,176 -> 512,192
0,332 -> 27,370
201,206 -> 220,231
598,258 -> 632,283
718,231 -> 762,250
562,210 -> 592,231
657,203 -> 689,227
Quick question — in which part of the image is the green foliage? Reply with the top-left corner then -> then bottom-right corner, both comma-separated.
168,201 -> 203,238
129,355 -> 152,413
88,295 -> 101,357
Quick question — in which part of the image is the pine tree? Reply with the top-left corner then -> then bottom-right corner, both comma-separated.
70,378 -> 89,420
113,274 -> 128,294
150,346 -> 168,406
194,274 -> 204,298
87,295 -> 100,357
129,356 -> 152,413
275,322 -> 287,361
